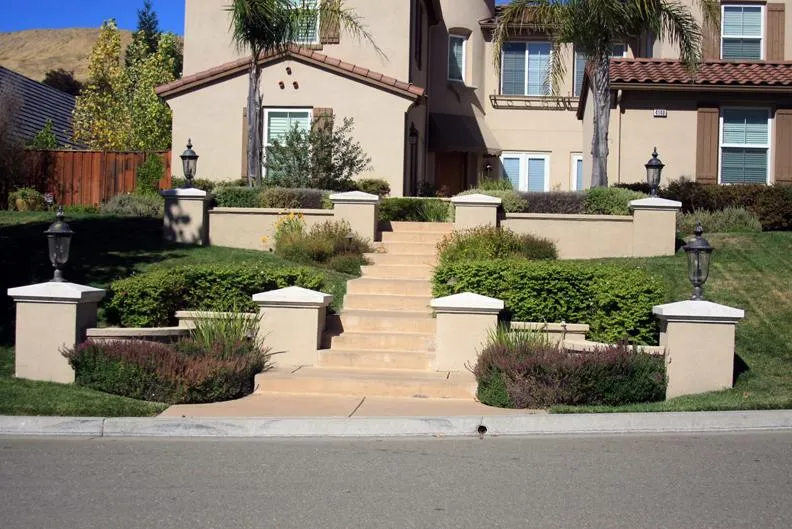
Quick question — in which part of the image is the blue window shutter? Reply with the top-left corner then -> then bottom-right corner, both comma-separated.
502,43 -> 526,95
502,157 -> 521,190
574,52 -> 586,97
527,157 -> 546,192
576,158 -> 584,190
526,42 -> 551,96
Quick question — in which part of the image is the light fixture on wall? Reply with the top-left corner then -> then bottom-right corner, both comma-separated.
645,147 -> 664,197
44,207 -> 74,283
180,139 -> 199,189
683,222 -> 714,301
408,124 -> 418,145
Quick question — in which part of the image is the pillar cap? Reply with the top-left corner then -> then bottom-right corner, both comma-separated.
653,300 -> 744,323
431,292 -> 504,314
329,191 -> 380,205
161,188 -> 208,199
451,193 -> 502,206
7,282 -> 106,304
253,286 -> 333,308
629,197 -> 682,211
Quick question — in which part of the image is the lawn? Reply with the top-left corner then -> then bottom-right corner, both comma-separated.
553,231 -> 792,413
0,210 -> 353,416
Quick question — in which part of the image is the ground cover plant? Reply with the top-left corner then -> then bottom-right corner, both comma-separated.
378,197 -> 452,223
677,207 -> 762,235
437,226 -> 557,264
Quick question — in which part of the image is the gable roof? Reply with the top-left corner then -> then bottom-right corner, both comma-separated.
577,58 -> 792,118
156,45 -> 426,101
0,66 -> 82,148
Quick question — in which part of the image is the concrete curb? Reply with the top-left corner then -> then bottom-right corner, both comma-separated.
1,410 -> 791,438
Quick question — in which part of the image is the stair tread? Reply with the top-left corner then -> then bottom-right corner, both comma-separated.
341,309 -> 433,318
334,330 -> 434,338
325,348 -> 435,355
267,366 -> 473,382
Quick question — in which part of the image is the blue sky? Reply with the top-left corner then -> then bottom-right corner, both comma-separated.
1,0 -> 186,35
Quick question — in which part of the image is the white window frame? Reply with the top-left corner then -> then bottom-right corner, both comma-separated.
573,44 -> 628,97
570,153 -> 584,191
499,41 -> 553,97
500,151 -> 551,192
720,4 -> 765,61
448,35 -> 467,82
263,107 -> 314,175
290,0 -> 321,44
718,106 -> 771,185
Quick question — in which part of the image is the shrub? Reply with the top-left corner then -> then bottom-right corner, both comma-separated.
477,177 -> 513,191
214,186 -> 260,208
100,194 -> 163,217
584,187 -> 646,215
27,119 -> 59,149
474,327 -> 666,408
171,177 -> 218,192
356,178 -> 390,197
379,197 -> 451,222
437,226 -> 557,264
135,155 -> 164,196
521,191 -> 586,214
274,217 -> 372,273
457,189 -> 528,213
7,187 -> 46,211
433,260 -> 664,344
614,182 -> 653,194
106,264 -> 324,327
677,207 -> 762,235
64,204 -> 101,214
418,199 -> 452,222
259,187 -> 326,209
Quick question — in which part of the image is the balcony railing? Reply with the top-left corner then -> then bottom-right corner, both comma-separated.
489,94 -> 579,111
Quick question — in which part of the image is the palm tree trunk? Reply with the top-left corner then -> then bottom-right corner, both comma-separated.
590,54 -> 611,188
246,59 -> 262,187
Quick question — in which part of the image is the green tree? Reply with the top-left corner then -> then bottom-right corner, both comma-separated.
228,0 -> 379,187
126,1 -> 183,78
28,120 -> 59,150
494,0 -> 718,187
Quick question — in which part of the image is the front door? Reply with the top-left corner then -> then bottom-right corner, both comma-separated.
434,152 -> 467,196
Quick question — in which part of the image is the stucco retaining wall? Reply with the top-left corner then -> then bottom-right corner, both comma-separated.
208,208 -> 335,251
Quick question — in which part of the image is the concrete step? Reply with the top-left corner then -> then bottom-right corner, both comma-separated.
381,231 -> 448,244
346,278 -> 432,296
331,331 -> 434,352
364,252 -> 437,266
340,310 -> 435,334
255,366 -> 476,399
343,294 -> 432,311
319,349 -> 434,370
389,221 -> 455,233
360,265 -> 434,280
376,242 -> 439,256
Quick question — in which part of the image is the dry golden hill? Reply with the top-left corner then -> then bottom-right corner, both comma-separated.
0,28 -> 134,82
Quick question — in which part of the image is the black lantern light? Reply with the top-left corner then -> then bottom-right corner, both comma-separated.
180,139 -> 199,188
44,206 -> 74,283
683,222 -> 714,300
645,147 -> 664,197
408,124 -> 418,146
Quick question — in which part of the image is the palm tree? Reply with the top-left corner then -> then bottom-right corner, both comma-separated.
494,0 -> 718,187
228,0 -> 379,186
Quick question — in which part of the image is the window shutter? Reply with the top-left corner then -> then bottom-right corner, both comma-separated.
320,2 -> 340,45
241,107 -> 249,178
312,108 -> 334,134
527,157 -> 546,192
502,43 -> 526,96
573,52 -> 586,97
696,106 -> 719,184
576,158 -> 584,190
775,109 -> 792,184
501,157 -> 521,190
702,17 -> 720,60
767,4 -> 786,61
527,43 -> 551,96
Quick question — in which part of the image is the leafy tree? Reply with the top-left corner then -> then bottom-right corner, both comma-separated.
28,120 -> 59,150
266,115 -> 372,190
494,0 -> 718,187
42,69 -> 83,96
228,0 -> 379,187
126,1 -> 183,78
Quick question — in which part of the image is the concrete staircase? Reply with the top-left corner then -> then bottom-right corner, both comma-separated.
255,221 -> 478,399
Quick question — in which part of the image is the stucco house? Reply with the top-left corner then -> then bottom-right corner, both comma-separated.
157,0 -> 792,196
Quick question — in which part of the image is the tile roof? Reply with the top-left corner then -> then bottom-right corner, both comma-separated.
156,45 -> 425,100
609,58 -> 792,87
0,66 -> 83,148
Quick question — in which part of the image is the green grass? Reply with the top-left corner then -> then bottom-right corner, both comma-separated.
552,232 -> 792,413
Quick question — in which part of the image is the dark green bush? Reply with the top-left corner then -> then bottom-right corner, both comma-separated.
274,218 -> 372,273
474,328 -> 666,408
379,197 -> 451,222
259,187 -> 327,209
106,264 -> 324,327
584,187 -> 647,215
100,194 -> 163,217
135,155 -> 164,196
7,187 -> 46,211
437,226 -> 557,264
171,177 -> 219,192
457,189 -> 528,213
614,182 -> 653,194
433,260 -> 664,344
521,191 -> 586,214
355,178 -> 391,197
213,186 -> 260,208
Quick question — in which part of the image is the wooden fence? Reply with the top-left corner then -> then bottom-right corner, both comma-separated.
22,150 -> 172,206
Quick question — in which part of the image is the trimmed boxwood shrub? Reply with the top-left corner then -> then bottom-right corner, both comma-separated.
437,226 -> 557,264
433,260 -> 665,344
521,191 -> 586,214
213,186 -> 260,208
584,187 -> 647,215
355,178 -> 391,197
106,264 -> 324,328
379,197 -> 451,222
259,187 -> 327,209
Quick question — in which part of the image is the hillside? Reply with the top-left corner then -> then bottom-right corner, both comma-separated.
0,28 -> 134,83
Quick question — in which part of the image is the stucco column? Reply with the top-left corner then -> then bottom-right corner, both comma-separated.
630,197 -> 682,257
329,191 -> 380,242
451,193 -> 502,231
653,300 -> 745,399
430,292 -> 504,371
7,282 -> 106,383
253,286 -> 333,367
161,188 -> 211,245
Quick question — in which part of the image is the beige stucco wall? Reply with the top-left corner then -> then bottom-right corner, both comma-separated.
168,59 -> 415,193
208,208 -> 335,250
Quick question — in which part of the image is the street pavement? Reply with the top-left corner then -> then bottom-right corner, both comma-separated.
0,432 -> 790,529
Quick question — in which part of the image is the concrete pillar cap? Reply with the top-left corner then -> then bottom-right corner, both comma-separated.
653,300 -> 745,323
431,292 -> 504,314
160,188 -> 208,199
328,191 -> 380,205
629,197 -> 682,211
7,282 -> 106,304
451,193 -> 502,206
253,286 -> 333,308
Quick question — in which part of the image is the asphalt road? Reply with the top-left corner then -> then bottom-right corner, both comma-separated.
1,432 -> 790,529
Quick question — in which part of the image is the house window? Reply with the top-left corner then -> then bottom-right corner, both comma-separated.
264,108 -> 313,176
571,154 -> 584,191
573,44 -> 627,97
721,5 -> 764,60
500,152 -> 550,192
448,35 -> 466,82
501,42 -> 551,96
290,0 -> 320,44
719,108 -> 770,185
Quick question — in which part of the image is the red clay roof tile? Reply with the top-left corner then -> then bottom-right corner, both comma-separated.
610,58 -> 792,86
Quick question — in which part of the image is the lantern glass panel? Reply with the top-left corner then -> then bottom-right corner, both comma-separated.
687,249 -> 711,285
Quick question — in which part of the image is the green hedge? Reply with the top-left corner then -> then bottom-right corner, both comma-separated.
437,226 -> 557,264
379,197 -> 451,222
433,260 -> 664,344
584,187 -> 646,215
106,264 -> 324,327
213,186 -> 331,209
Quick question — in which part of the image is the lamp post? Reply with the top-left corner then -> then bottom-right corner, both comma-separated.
484,161 -> 493,180
44,206 -> 74,282
180,139 -> 199,189
645,147 -> 664,197
683,222 -> 714,300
